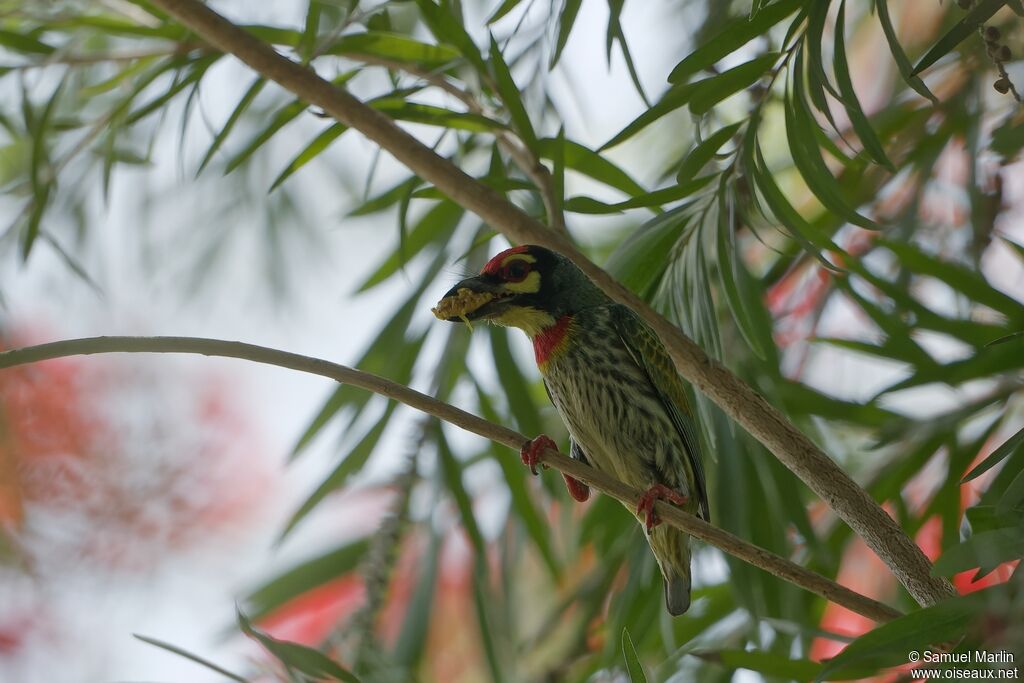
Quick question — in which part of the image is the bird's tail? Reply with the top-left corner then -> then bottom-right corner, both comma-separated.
649,526 -> 693,616
663,566 -> 691,616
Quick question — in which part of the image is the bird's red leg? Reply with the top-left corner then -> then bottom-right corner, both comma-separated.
636,484 -> 688,532
562,473 -> 590,502
521,436 -> 591,502
520,435 -> 556,475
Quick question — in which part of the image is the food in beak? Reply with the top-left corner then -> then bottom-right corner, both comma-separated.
431,287 -> 496,330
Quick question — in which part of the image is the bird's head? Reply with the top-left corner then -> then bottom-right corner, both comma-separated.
432,245 -> 606,336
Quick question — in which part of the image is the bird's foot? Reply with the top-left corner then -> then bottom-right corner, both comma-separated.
636,484 -> 688,532
520,435 -> 556,475
562,473 -> 591,502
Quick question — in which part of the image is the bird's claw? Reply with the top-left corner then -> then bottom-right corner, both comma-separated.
636,484 -> 688,532
520,435 -> 556,475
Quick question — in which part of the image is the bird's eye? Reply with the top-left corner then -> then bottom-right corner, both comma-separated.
502,260 -> 530,282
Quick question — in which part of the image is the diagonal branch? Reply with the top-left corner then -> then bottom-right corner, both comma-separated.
0,335 -> 902,623
144,0 -> 955,608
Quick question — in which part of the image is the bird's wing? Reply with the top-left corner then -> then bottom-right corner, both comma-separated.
609,304 -> 710,522
570,439 -> 590,465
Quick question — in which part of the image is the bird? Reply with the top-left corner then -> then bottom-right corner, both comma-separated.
432,244 -> 710,615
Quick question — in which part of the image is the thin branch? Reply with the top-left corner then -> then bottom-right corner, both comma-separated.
4,44 -> 207,71
142,0 -> 957,608
0,335 -> 902,624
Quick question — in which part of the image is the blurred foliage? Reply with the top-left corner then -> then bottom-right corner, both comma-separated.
2,0 -> 1024,680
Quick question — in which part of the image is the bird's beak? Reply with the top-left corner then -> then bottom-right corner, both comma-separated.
431,276 -> 517,324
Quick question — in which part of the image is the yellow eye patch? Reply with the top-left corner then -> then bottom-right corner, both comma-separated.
503,269 -> 541,293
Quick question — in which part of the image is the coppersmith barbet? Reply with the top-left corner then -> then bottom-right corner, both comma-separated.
432,245 -> 710,615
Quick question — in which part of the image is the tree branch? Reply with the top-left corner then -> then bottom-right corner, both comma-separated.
0,335 -> 902,623
143,0 -> 955,608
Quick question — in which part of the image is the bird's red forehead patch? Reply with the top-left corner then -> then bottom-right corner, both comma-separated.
482,245 -> 530,275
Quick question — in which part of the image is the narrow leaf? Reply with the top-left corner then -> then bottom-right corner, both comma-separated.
198,77 -> 266,174
551,0 -> 583,68
963,425 -> 1024,483
913,0 -> 1009,75
489,34 -> 539,151
833,0 -> 895,170
677,122 -> 742,184
133,634 -> 248,682
689,53 -> 778,115
668,0 -> 801,82
238,610 -> 361,682
622,628 -> 648,683
269,122 -> 347,191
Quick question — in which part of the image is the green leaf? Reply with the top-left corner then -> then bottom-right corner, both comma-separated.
373,99 -> 505,131
882,239 -> 1024,323
133,634 -> 247,682
470,565 -> 506,683
325,31 -> 461,67
537,137 -> 646,197
357,201 -> 464,291
414,0 -> 487,74
621,628 -> 648,683
606,0 -> 649,105
716,191 -> 775,361
677,122 -> 742,184
350,177 -> 422,216
198,77 -> 266,174
913,0 -> 1009,75
488,0 -> 525,24
668,0 -> 801,82
933,527 -> 1024,577
22,78 -> 65,260
565,177 -> 713,214
246,539 -> 370,619
990,118 -> 1024,157
0,29 -> 55,55
124,55 -> 219,126
787,49 -> 876,230
996,465 -> 1024,514
225,71 -> 356,174
291,252 -> 443,457
689,53 -> 778,115
833,0 -> 895,170
238,610 -> 361,682
474,382 -> 563,581
963,425 -> 1024,483
777,381 -> 898,428
601,82 -> 696,150
489,34 -> 539,151
488,327 -> 543,439
690,649 -> 877,680
269,122 -> 348,191
282,399 -> 404,538
873,0 -> 938,102
750,143 -> 843,266
552,126 -> 566,220
965,505 -> 1024,534
393,526 -> 441,667
551,0 -> 583,68
605,204 -> 692,296
815,593 -> 989,680
49,15 -> 186,39
436,432 -> 487,559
